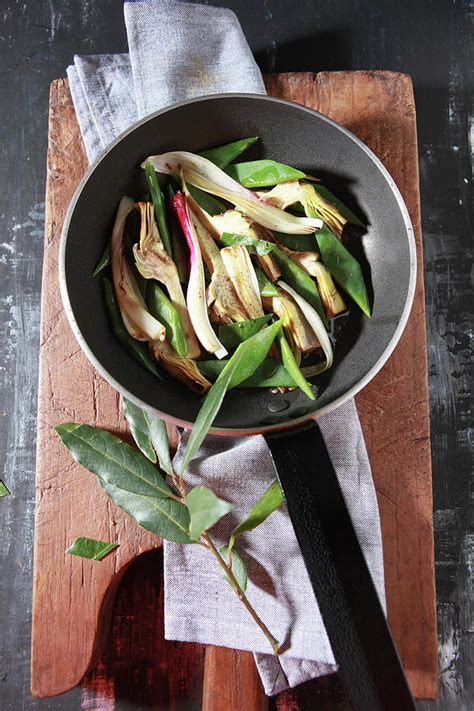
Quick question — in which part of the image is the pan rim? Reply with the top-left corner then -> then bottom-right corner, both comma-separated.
59,92 -> 417,436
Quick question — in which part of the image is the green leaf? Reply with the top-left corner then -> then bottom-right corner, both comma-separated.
91,242 -> 110,277
66,536 -> 118,561
277,331 -> 315,400
197,357 -> 297,388
180,321 -> 282,473
143,412 -> 174,476
199,136 -> 258,169
186,486 -> 234,539
225,160 -> 305,188
123,398 -> 157,463
220,233 -> 328,327
0,480 -> 11,497
315,224 -> 371,316
219,545 -> 248,592
218,314 -> 272,349
229,481 -> 284,556
313,184 -> 365,227
55,423 -> 172,498
98,479 -> 193,544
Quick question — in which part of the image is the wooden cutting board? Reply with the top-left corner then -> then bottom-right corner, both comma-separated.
31,71 -> 437,706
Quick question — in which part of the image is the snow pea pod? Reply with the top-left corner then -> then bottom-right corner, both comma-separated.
146,281 -> 188,357
225,160 -> 305,188
145,162 -> 173,256
221,233 -> 328,328
197,357 -> 297,388
255,267 -> 279,297
313,184 -> 364,227
218,315 -> 272,350
199,136 -> 258,169
315,224 -> 371,316
101,277 -> 161,378
92,242 -> 110,277
272,231 -> 316,252
277,331 -> 315,400
188,184 -> 227,215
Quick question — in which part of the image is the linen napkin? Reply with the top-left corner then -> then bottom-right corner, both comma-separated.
66,0 -> 386,695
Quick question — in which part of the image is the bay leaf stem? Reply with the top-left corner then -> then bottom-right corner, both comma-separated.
201,533 -> 281,655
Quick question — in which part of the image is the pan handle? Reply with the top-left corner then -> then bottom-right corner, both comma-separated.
265,422 -> 416,711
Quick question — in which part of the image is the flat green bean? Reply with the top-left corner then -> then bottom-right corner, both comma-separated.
146,281 -> 188,357
199,136 -> 258,168
101,277 -> 161,378
277,331 -> 315,399
225,159 -> 305,188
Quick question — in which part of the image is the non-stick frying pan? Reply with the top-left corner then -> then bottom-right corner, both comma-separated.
60,95 -> 417,710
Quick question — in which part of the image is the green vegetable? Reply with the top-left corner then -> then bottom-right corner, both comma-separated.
313,184 -> 364,227
186,486 -> 234,539
123,398 -> 157,463
218,315 -> 272,349
272,231 -> 316,252
255,267 -> 279,297
220,233 -> 328,328
56,423 -> 192,543
197,357 -> 297,388
180,320 -> 282,473
101,277 -> 161,378
145,162 -> 173,256
315,224 -> 371,316
167,184 -> 190,284
219,545 -> 248,592
199,136 -> 258,168
66,537 -> 118,561
188,184 -> 227,215
228,481 -> 284,558
225,160 -> 305,188
0,480 -> 11,497
91,243 -> 110,277
277,331 -> 315,400
147,281 -> 188,357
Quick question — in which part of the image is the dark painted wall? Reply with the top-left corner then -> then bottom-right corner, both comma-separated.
0,1 -> 471,709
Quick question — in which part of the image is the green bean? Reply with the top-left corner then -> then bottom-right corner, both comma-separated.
225,160 -> 305,188
272,231 -> 316,252
146,281 -> 188,357
277,331 -> 315,400
197,357 -> 297,388
218,315 -> 272,350
188,184 -> 227,215
101,277 -> 161,378
221,233 -> 328,328
199,136 -> 258,168
313,184 -> 364,227
315,224 -> 371,316
145,162 -> 173,256
91,243 -> 110,277
167,184 -> 190,284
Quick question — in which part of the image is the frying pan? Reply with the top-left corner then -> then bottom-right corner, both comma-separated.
60,95 -> 417,710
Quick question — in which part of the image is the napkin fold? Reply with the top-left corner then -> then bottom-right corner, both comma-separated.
67,0 -> 386,695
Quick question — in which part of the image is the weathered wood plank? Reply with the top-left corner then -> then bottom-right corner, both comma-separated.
31,71 -> 437,706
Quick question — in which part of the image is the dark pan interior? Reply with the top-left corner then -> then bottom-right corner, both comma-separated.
62,95 -> 414,433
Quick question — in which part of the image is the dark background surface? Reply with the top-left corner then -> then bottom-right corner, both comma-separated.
0,1 -> 471,709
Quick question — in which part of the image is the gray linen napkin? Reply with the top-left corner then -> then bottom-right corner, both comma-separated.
66,0 -> 386,695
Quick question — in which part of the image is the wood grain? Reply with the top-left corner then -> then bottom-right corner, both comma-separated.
31,71 -> 437,704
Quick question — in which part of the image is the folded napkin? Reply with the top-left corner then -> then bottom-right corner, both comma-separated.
67,0 -> 386,695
